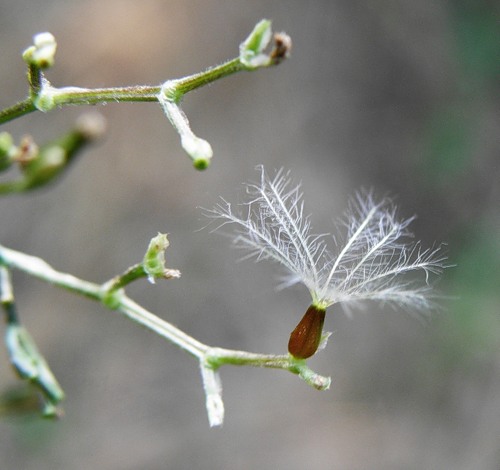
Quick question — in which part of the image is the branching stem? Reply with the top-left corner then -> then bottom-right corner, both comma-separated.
0,20 -> 289,126
0,244 -> 329,425
0,20 -> 299,426
0,62 -> 240,124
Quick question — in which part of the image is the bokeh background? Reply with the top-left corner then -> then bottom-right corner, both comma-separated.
0,1 -> 499,469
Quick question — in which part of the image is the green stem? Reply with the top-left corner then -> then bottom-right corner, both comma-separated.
0,244 -> 329,387
205,348 -> 330,391
103,263 -> 146,292
205,347 -> 291,369
0,99 -> 37,125
1,24 -> 287,123
0,59 -> 247,124
0,243 -> 329,426
27,63 -> 43,95
162,58 -> 244,102
0,56 -> 250,125
49,85 -> 160,106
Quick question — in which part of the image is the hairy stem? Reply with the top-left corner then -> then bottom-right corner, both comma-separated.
0,243 -> 329,425
0,20 -> 290,125
0,99 -> 37,125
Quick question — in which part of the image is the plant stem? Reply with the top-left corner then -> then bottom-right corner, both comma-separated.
118,296 -> 208,357
49,85 -> 160,106
0,20 -> 290,124
0,55 -> 253,123
205,347 -> 330,390
0,243 -> 329,425
0,61 -> 243,124
0,245 -> 100,300
0,244 -> 329,386
103,264 -> 146,292
27,63 -> 43,95
161,58 -> 244,102
0,54 -> 260,125
0,99 -> 37,125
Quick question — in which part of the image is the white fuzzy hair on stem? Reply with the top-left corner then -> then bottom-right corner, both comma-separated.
205,166 -> 447,317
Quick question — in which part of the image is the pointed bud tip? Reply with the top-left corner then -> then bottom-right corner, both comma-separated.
239,19 -> 273,68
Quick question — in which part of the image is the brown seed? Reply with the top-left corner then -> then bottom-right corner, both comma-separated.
288,305 -> 326,359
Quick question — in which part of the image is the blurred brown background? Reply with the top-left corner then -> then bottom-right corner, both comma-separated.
0,1 -> 499,469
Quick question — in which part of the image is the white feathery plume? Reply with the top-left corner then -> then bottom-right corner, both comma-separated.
205,166 -> 447,315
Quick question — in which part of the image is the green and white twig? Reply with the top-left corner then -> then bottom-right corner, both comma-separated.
0,239 -> 329,427
0,20 -> 291,170
1,265 -> 65,418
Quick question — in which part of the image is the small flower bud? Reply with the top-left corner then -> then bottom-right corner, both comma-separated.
15,135 -> 39,165
75,112 -> 107,141
15,116 -> 105,191
181,135 -> 213,170
158,94 -> 213,168
23,32 -> 57,69
20,145 -> 65,189
239,19 -> 272,68
143,233 -> 170,284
